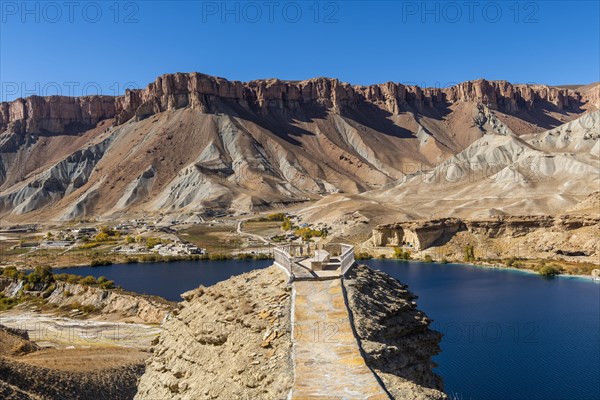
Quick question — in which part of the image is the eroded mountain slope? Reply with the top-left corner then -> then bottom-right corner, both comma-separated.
0,73 -> 594,221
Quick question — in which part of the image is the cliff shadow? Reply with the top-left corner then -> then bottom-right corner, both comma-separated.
510,100 -> 587,130
340,101 -> 415,139
219,99 -> 325,146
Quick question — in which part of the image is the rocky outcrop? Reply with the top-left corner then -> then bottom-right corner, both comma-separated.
47,281 -> 172,324
466,215 -> 599,237
371,215 -> 600,250
0,74 -> 587,136
580,83 -> 600,109
466,215 -> 553,237
135,266 -> 293,400
343,265 -> 447,399
371,218 -> 465,250
369,215 -> 600,265
136,265 -> 448,399
0,277 -> 173,324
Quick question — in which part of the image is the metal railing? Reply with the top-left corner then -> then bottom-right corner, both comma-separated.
274,243 -> 355,279
340,244 -> 355,276
274,247 -> 293,278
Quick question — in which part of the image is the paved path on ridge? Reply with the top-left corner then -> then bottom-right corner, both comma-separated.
290,279 -> 389,399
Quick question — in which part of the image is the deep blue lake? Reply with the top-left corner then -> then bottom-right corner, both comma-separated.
67,259 -> 600,400
65,259 -> 272,301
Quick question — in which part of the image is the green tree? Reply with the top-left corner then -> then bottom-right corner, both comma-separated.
95,232 -> 109,242
27,265 -> 54,285
281,218 -> 293,231
393,247 -> 411,260
539,264 -> 562,277
79,276 -> 98,285
464,245 -> 475,262
267,213 -> 286,221
2,266 -> 19,279
146,237 -> 161,249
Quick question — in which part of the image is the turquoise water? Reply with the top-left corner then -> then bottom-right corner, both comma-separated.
67,260 -> 600,399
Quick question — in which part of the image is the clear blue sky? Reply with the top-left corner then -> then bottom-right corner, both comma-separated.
1,1 -> 599,101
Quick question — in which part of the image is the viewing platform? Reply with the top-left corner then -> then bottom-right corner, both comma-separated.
273,243 -> 389,398
273,243 -> 355,281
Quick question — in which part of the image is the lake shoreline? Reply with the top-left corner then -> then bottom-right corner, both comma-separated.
360,257 -> 600,282
27,256 -> 599,284
458,261 -> 599,282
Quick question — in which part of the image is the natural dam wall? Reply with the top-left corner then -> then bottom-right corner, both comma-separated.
135,265 -> 445,399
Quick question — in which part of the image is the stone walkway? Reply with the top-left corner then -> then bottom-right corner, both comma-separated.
290,279 -> 389,399
291,261 -> 317,279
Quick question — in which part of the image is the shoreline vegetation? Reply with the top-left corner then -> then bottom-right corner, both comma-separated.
11,252 -> 597,285
356,247 -> 599,281
0,265 -> 174,314
3,218 -> 596,281
2,250 -> 596,315
7,245 -> 597,281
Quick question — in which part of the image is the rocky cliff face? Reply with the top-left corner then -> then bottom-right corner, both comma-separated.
114,74 -> 581,118
443,80 -> 581,112
343,265 -> 447,399
0,96 -> 116,135
372,215 -> 600,250
371,219 -> 465,250
0,73 -> 595,221
369,215 -> 600,264
0,74 -> 587,136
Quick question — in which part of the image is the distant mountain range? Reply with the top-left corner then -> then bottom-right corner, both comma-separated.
0,73 -> 598,222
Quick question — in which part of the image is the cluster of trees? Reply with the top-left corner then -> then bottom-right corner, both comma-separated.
1,266 -> 24,280
293,227 -> 328,240
54,273 -> 115,289
393,247 -> 412,260
250,213 -> 288,222
96,226 -> 121,241
2,265 -> 115,290
26,265 -> 54,286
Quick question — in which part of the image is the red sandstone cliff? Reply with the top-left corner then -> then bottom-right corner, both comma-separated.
0,74 -> 589,135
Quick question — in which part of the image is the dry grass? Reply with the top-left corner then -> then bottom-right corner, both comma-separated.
179,223 -> 241,253
243,221 -> 283,237
13,347 -> 148,372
